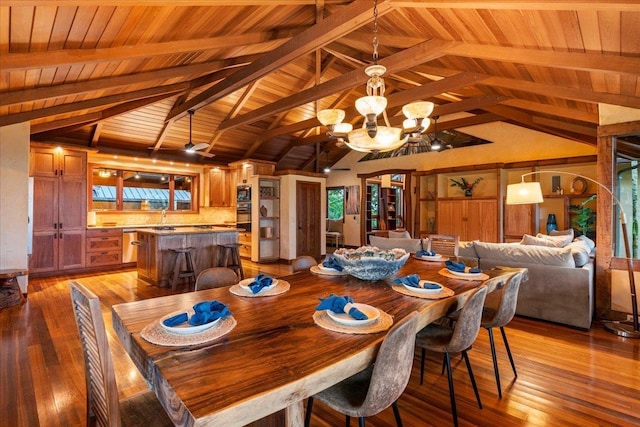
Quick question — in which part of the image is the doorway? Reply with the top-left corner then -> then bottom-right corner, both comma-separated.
296,181 -> 321,259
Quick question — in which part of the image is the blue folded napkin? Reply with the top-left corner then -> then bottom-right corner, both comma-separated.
445,260 -> 481,274
393,274 -> 441,289
162,300 -> 232,327
248,274 -> 274,294
416,250 -> 436,257
316,294 -> 368,320
322,256 -> 343,271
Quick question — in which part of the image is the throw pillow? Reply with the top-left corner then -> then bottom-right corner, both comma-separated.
521,234 -> 565,248
388,230 -> 411,239
574,235 -> 596,251
550,228 -> 575,239
535,233 -> 573,247
474,241 -> 575,267
568,240 -> 591,267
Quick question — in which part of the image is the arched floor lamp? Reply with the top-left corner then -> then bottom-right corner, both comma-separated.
506,171 -> 639,338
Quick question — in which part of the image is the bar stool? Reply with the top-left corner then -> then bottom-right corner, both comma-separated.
217,243 -> 244,280
170,248 -> 196,290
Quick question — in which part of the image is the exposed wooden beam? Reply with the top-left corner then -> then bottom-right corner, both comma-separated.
89,122 -> 104,148
219,39 -> 460,131
502,99 -> 599,124
3,1 -> 349,5
0,83 -> 187,127
532,116 -> 597,137
0,57 -> 255,107
388,1 -> 640,11
165,0 -> 388,122
0,32 -> 295,72
442,43 -> 640,76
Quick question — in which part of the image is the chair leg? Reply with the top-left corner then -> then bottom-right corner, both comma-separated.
304,397 -> 313,427
392,401 -> 403,427
346,415 -> 350,426
359,417 -> 365,427
500,326 -> 518,378
487,327 -> 503,398
420,348 -> 426,385
462,350 -> 482,409
443,352 -> 459,427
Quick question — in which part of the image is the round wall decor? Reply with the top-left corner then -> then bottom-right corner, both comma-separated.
570,177 -> 588,195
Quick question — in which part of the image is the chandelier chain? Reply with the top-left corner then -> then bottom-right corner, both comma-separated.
372,0 -> 379,63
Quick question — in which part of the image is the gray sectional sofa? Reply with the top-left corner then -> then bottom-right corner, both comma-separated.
459,235 -> 595,329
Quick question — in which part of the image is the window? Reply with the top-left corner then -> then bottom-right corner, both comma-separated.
615,155 -> 638,259
327,186 -> 345,220
90,165 -> 197,212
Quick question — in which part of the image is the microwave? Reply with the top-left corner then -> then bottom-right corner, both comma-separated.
237,185 -> 251,202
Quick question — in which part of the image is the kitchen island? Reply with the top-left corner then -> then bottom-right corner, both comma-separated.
135,226 -> 239,287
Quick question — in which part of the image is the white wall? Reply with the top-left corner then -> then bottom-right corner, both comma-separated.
0,122 -> 30,293
279,174 -> 326,260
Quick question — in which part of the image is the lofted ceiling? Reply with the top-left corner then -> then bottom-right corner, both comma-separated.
1,0 -> 639,172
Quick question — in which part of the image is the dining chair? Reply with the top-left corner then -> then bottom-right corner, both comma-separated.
422,234 -> 459,258
68,281 -> 174,427
195,267 -> 238,290
304,311 -> 419,427
415,286 -> 488,427
478,268 -> 526,398
292,255 -> 317,272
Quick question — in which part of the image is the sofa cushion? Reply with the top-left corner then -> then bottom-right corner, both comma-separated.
568,239 -> 591,267
536,233 -> 574,247
388,230 -> 411,239
551,228 -> 575,239
574,235 -> 596,251
458,240 -> 478,258
369,235 -> 422,253
473,241 -> 576,267
520,234 -> 565,247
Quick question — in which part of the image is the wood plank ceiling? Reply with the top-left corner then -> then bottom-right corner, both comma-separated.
1,1 -> 639,171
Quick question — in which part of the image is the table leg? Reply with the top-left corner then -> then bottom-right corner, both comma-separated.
285,401 -> 304,427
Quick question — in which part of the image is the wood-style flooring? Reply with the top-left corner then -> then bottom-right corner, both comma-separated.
1,263 -> 639,427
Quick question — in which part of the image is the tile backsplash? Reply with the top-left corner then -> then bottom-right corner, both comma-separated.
91,206 -> 236,227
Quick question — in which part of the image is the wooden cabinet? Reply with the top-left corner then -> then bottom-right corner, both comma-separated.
437,199 -> 498,242
86,228 -> 122,267
30,147 -> 87,274
209,167 -> 231,207
251,177 -> 280,262
238,230 -> 251,259
504,203 -> 536,241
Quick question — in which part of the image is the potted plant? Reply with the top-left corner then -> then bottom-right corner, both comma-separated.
450,177 -> 483,197
569,194 -> 597,237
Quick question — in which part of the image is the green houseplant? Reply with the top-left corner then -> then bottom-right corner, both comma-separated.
569,194 -> 597,237
450,177 -> 483,197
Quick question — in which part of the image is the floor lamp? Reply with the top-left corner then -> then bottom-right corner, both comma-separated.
506,171 -> 639,339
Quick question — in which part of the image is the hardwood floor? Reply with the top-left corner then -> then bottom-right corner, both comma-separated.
1,264 -> 639,427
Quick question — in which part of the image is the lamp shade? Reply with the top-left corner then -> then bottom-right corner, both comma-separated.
333,122 -> 353,133
345,127 -> 407,153
317,109 -> 345,126
402,101 -> 435,119
506,182 -> 544,204
355,96 -> 387,117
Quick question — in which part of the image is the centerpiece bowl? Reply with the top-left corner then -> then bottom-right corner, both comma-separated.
333,246 -> 410,281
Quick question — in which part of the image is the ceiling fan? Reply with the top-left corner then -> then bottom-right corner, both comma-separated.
148,109 -> 214,158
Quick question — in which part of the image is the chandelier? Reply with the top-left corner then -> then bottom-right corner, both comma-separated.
317,0 -> 435,153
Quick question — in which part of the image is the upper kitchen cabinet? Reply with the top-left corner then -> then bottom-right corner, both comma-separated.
30,146 -> 87,274
208,167 -> 231,207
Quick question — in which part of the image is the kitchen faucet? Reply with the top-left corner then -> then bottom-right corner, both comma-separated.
161,209 -> 167,225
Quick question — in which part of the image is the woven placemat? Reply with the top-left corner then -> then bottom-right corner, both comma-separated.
438,268 -> 489,281
391,283 -> 455,299
310,265 -> 348,276
229,280 -> 290,297
141,316 -> 237,347
313,309 -> 393,334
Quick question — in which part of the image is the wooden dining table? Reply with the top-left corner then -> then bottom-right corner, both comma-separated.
112,257 -> 518,427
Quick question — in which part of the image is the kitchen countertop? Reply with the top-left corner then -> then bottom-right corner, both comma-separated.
87,223 -> 237,230
135,226 -> 240,235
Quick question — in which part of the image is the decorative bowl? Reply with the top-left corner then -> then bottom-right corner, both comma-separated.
333,246 -> 410,281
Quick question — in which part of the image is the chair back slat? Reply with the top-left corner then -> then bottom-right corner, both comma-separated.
422,234 -> 459,258
195,267 -> 238,290
69,281 -> 122,427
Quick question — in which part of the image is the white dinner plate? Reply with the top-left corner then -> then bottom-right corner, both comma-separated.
327,303 -> 380,327
160,311 -> 221,335
403,280 -> 444,294
448,269 -> 482,278
239,277 -> 278,292
415,254 -> 444,261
